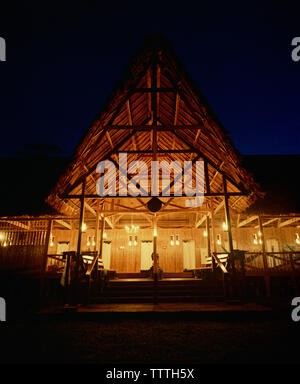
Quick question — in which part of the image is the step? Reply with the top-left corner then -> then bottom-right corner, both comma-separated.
163,272 -> 194,278
105,289 -> 223,294
107,282 -> 224,289
116,272 -> 148,279
115,272 -> 194,279
92,295 -> 225,304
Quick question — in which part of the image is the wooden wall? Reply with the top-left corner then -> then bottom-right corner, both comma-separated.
48,225 -> 300,273
0,220 -> 50,271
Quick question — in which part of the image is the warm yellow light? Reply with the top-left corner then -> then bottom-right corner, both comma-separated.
134,236 -> 138,246
222,222 -> 228,231
3,241 -> 7,247
253,234 -> 258,245
203,230 -> 208,238
82,223 -> 87,232
87,236 -> 91,247
175,234 -> 180,246
103,232 -> 107,239
259,239 -> 262,245
153,228 -> 157,237
217,234 -> 221,245
0,233 -> 4,241
258,231 -> 262,237
128,235 -> 132,247
92,236 -> 96,247
125,224 -> 140,233
296,233 -> 300,245
170,235 -> 174,246
50,235 -> 54,247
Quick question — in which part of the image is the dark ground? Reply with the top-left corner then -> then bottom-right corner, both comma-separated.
1,314 -> 300,364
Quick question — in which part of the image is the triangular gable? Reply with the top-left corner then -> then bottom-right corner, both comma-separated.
47,33 -> 263,216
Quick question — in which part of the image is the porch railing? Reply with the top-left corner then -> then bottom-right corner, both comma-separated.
244,251 -> 300,274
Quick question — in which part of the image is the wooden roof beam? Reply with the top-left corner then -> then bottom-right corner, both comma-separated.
84,202 -> 96,216
171,130 -> 247,195
254,218 -> 278,228
195,201 -> 224,228
278,217 -> 300,228
172,92 -> 180,150
237,215 -> 258,228
213,200 -> 225,215
195,214 -> 207,228
61,129 -> 138,196
4,220 -> 30,230
103,215 -> 114,229
210,161 -> 224,188
126,99 -> 137,150
54,219 -> 71,230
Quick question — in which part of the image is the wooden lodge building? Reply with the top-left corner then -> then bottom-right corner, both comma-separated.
0,35 -> 299,301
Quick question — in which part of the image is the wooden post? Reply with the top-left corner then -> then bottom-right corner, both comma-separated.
64,252 -> 72,305
43,219 -> 53,272
94,202 -> 101,253
40,219 -> 53,308
206,215 -> 211,263
223,177 -> 235,300
76,179 -> 86,265
88,215 -> 104,300
75,179 -> 86,304
152,214 -> 158,304
153,215 -> 158,279
151,53 -> 158,297
223,177 -> 234,254
98,215 -> 105,260
210,208 -> 217,271
258,215 -> 271,297
70,221 -> 76,252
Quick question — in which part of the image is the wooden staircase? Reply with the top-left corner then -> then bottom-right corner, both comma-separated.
115,271 -> 194,279
91,277 -> 225,304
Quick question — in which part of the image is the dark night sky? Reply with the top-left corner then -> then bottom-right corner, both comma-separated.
0,0 -> 299,157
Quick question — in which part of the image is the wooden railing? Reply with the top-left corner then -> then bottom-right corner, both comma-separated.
213,253 -> 229,273
244,251 -> 300,274
47,254 -> 66,271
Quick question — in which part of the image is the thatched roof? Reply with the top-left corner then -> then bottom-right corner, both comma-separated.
44,33 -> 264,216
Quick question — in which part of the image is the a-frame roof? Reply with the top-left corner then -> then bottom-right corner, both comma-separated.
46,33 -> 263,217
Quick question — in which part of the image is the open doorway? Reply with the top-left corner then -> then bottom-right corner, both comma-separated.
102,241 -> 111,269
266,239 -> 280,267
183,240 -> 195,270
141,241 -> 153,271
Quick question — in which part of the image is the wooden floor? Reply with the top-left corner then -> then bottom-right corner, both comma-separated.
77,302 -> 271,313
